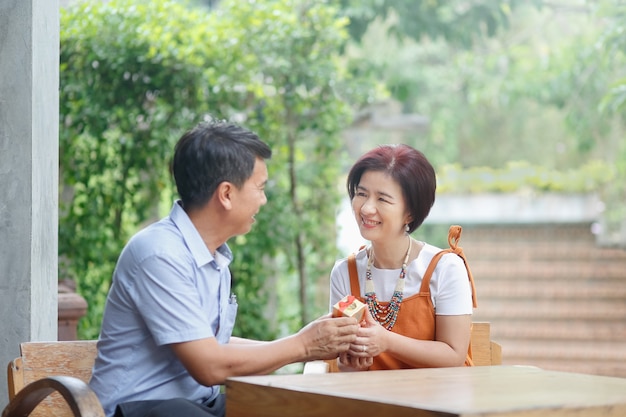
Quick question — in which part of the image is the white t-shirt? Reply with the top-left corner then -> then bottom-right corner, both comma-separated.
329,242 -> 473,315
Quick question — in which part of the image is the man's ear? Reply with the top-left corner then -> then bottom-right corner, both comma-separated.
216,182 -> 234,210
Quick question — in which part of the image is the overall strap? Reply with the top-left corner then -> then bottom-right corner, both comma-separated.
347,246 -> 365,296
420,225 -> 478,308
421,225 -> 477,366
348,232 -> 476,308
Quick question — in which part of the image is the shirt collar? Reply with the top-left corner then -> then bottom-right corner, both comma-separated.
169,200 -> 233,268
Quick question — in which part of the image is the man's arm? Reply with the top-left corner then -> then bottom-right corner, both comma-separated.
171,315 -> 358,386
228,337 -> 267,345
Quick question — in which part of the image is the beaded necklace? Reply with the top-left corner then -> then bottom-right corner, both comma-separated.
365,237 -> 412,330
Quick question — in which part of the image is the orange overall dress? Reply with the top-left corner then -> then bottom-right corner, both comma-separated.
347,225 -> 478,370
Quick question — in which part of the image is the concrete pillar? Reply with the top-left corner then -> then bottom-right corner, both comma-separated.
0,0 -> 60,409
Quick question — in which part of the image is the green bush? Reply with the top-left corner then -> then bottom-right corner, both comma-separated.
59,0 -> 373,340
437,160 -> 615,194
60,0 -> 216,339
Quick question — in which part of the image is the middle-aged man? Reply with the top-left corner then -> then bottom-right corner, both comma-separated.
89,120 -> 359,417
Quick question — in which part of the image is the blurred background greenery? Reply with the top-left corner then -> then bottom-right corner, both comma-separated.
58,0 -> 626,342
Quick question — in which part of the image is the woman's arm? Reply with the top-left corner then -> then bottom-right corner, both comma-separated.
348,310 -> 472,368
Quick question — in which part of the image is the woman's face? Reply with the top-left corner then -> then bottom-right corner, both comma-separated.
351,170 -> 410,243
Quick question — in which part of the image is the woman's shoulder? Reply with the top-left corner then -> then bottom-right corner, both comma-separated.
332,246 -> 368,271
417,241 -> 465,267
419,241 -> 440,256
416,242 -> 441,262
342,245 -> 368,260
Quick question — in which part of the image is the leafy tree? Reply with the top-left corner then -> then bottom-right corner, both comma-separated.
208,0 -> 373,329
339,0 -> 541,47
502,0 -> 626,245
60,0 -> 218,338
340,0 -> 626,247
340,4 -> 570,169
343,2 -> 625,163
596,0 -> 626,245
60,0 -> 373,339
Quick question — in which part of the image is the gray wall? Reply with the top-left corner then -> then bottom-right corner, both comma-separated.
0,0 -> 59,409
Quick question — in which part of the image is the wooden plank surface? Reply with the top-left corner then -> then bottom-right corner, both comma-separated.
19,341 -> 97,386
7,357 -> 24,400
470,321 -> 495,366
12,340 -> 98,417
226,366 -> 626,417
226,382 -> 443,417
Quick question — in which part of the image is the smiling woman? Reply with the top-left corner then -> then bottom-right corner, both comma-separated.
329,144 -> 475,372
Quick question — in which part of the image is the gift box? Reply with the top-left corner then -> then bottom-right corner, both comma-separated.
332,295 -> 366,322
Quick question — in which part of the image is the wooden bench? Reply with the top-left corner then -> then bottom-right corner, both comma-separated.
4,340 -> 102,417
3,323 -> 501,416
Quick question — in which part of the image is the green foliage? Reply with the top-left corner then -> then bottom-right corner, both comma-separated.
59,0 -> 626,345
339,0 -> 541,47
343,1 -> 626,250
216,0 -> 359,328
505,0 -> 626,243
343,2 -> 624,165
598,1 -> 626,113
60,0 -> 217,339
596,0 -> 626,243
60,0 -> 372,340
437,160 -> 615,194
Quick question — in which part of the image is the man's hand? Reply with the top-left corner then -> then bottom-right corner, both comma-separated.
339,351 -> 373,371
297,314 -> 359,361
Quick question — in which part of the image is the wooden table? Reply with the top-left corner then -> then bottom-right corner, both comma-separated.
226,366 -> 626,416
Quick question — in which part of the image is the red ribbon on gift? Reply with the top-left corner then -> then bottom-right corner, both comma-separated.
338,295 -> 356,311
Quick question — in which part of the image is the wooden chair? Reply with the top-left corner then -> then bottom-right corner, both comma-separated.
303,321 -> 502,374
3,340 -> 103,417
469,321 -> 502,366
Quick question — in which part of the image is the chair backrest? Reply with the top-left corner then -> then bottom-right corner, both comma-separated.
7,340 -> 98,416
469,321 -> 502,366
303,321 -> 501,374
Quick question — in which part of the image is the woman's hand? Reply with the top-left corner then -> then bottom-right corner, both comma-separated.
347,308 -> 387,358
337,309 -> 386,371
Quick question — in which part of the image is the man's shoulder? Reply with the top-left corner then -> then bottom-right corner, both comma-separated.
125,218 -> 186,258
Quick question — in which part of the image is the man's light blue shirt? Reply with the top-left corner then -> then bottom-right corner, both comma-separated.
89,201 -> 236,417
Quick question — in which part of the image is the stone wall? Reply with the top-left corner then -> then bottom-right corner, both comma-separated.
463,223 -> 626,377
